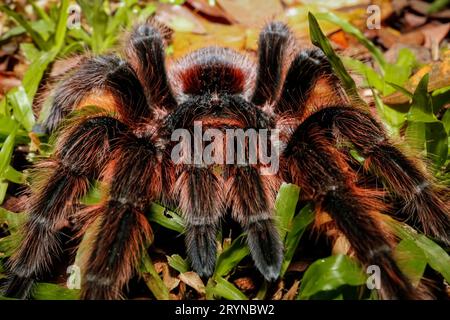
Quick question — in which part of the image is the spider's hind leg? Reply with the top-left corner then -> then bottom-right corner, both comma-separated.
283,118 -> 421,299
328,107 -> 450,245
4,115 -> 126,299
275,48 -> 348,116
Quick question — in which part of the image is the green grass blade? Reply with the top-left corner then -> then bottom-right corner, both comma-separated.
308,13 -> 365,106
408,74 -> 436,123
140,251 -> 170,300
442,109 -> 450,134
0,208 -> 27,231
147,203 -> 184,233
214,234 -> 249,278
167,254 -> 190,274
388,218 -> 450,283
0,124 -> 18,176
207,277 -> 248,300
342,56 -> 384,92
27,0 -> 51,23
8,86 -> 35,132
315,11 -> 386,70
405,74 -> 448,166
0,5 -> 49,51
33,283 -> 80,300
386,82 -> 413,98
373,90 -> 406,137
77,0 -> 109,53
394,239 -> 427,287
275,183 -> 300,241
3,165 -> 25,184
428,0 -> 450,13
297,254 -> 366,300
0,182 -> 8,204
52,0 -> 70,52
281,203 -> 314,276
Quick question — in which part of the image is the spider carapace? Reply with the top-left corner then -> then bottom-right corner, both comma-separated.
3,22 -> 449,300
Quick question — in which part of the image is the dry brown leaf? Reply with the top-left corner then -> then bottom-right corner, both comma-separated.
178,281 -> 186,298
155,4 -> 207,34
315,211 -> 332,226
171,22 -> 246,58
384,43 -> 431,65
332,235 -> 351,255
392,0 -> 409,14
301,0 -> 370,10
155,262 -> 181,292
377,27 -> 401,49
378,27 -> 424,48
0,71 -> 21,94
179,271 -> 206,294
401,30 -> 425,46
404,12 -> 427,29
233,277 -> 256,292
384,50 -> 450,105
282,0 -> 302,6
186,0 -> 232,21
329,30 -> 349,49
371,0 -> 395,22
421,22 -> 450,49
2,195 -> 27,213
271,280 -> 284,300
282,280 -> 300,300
286,261 -> 310,273
154,261 -> 165,274
217,0 -> 283,27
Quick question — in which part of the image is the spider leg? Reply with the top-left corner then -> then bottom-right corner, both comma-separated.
4,115 -> 126,299
174,167 -> 225,277
226,166 -> 282,281
324,107 -> 450,245
43,55 -> 149,133
283,118 -> 419,299
81,136 -> 159,299
251,22 -> 293,106
275,48 -> 347,116
125,23 -> 177,110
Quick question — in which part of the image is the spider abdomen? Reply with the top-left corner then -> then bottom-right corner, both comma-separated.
171,47 -> 255,97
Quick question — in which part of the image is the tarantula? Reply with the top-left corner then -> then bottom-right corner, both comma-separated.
3,21 -> 449,300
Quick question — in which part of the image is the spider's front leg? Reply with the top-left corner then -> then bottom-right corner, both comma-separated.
251,21 -> 293,106
319,107 -> 450,245
283,119 -> 420,299
226,166 -> 282,281
125,23 -> 177,110
4,115 -> 126,299
174,167 -> 225,277
45,21 -> 178,134
253,23 -> 349,116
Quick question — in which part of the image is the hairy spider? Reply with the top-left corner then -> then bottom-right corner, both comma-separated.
3,21 -> 449,300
